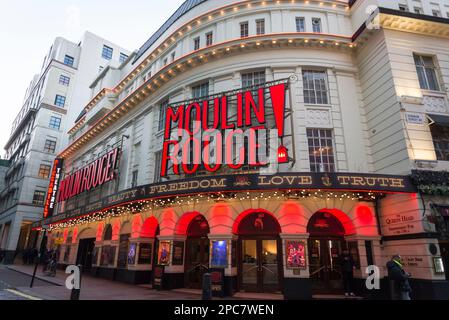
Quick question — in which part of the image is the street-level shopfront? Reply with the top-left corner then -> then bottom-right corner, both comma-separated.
33,171 -> 440,299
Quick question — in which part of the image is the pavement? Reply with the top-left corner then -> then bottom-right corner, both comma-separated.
1,264 -> 215,300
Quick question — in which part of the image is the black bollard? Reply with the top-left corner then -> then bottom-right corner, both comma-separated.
70,265 -> 83,300
202,273 -> 212,300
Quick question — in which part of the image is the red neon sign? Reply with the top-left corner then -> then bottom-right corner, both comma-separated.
161,82 -> 288,176
43,158 -> 64,218
57,148 -> 120,203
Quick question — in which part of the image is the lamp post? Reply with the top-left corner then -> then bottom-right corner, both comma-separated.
30,225 -> 49,288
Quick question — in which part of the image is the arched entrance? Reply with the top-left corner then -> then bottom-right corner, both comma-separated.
307,211 -> 348,293
184,214 -> 210,289
236,210 -> 283,293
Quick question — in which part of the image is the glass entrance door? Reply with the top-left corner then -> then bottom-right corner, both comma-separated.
185,237 -> 210,289
241,239 -> 280,293
308,238 -> 344,292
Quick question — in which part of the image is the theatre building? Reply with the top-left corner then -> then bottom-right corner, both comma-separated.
33,0 -> 449,299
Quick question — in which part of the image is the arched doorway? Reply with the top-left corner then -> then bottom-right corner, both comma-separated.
236,210 -> 283,293
184,214 -> 210,289
307,211 -> 347,293
76,227 -> 96,272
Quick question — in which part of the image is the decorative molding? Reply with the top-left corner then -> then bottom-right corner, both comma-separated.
423,95 -> 448,114
306,108 -> 332,127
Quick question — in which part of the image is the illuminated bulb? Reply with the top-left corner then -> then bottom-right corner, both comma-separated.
226,47 -> 230,51
304,39 -> 309,43
241,44 -> 245,48
272,40 -> 277,44
335,42 -> 339,46
319,40 -> 324,44
256,42 -> 261,46
288,39 -> 293,43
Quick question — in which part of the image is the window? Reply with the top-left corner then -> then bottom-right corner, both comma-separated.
44,139 -> 57,153
432,10 -> 442,17
49,116 -> 61,130
303,70 -> 329,104
194,37 -> 201,50
32,191 -> 46,206
296,17 -> 306,32
240,22 -> 249,38
431,124 -> 449,161
192,82 -> 209,98
312,18 -> 322,33
307,129 -> 335,172
131,170 -> 139,187
206,32 -> 213,46
38,164 -> 51,179
119,52 -> 128,63
399,4 -> 409,11
54,95 -> 66,107
154,151 -> 162,182
158,100 -> 169,131
59,75 -> 70,86
414,7 -> 423,14
102,45 -> 113,60
256,19 -> 265,35
64,55 -> 74,66
414,54 -> 440,91
242,71 -> 266,88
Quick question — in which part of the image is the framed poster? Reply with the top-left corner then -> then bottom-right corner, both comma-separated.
158,241 -> 171,266
127,243 -> 137,265
138,243 -> 153,265
100,245 -> 116,266
211,241 -> 228,268
286,240 -> 306,269
172,241 -> 185,266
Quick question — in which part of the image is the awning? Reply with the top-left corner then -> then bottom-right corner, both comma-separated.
428,114 -> 449,127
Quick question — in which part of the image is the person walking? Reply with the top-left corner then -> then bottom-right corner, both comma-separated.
340,249 -> 356,297
386,255 -> 412,300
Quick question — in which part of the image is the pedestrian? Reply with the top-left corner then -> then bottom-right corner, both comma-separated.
386,255 -> 412,300
340,249 -> 356,297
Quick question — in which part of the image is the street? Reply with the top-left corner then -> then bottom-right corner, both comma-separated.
0,266 -> 53,300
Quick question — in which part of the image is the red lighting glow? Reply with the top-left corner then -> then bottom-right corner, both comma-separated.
277,145 -> 289,163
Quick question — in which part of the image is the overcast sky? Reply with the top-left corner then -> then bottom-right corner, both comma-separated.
0,0 -> 184,157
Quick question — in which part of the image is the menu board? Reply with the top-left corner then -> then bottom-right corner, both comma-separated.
286,241 -> 306,269
158,241 -> 171,266
172,241 -> 185,266
211,241 -> 228,268
138,243 -> 153,265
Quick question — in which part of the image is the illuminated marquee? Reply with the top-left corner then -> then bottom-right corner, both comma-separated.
161,81 -> 288,177
43,158 -> 64,218
57,148 -> 120,203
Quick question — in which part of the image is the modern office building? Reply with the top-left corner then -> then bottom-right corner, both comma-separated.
0,32 -> 130,264
33,0 -> 449,299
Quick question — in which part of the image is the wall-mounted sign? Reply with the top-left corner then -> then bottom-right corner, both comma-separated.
32,172 -> 417,229
161,80 -> 288,177
57,148 -> 120,203
211,241 -> 228,268
43,158 -> 64,218
405,113 -> 426,125
158,241 -> 171,266
286,241 -> 306,269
